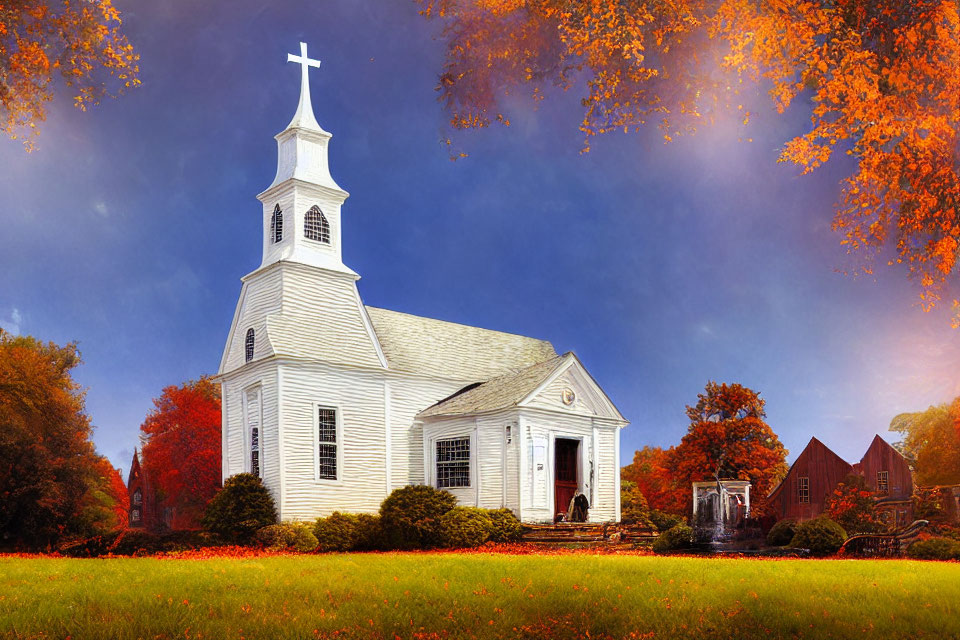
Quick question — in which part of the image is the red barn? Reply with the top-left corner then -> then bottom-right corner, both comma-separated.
767,435 -> 913,526
768,437 -> 853,522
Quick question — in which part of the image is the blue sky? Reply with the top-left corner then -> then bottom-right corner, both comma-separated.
1,0 -> 958,476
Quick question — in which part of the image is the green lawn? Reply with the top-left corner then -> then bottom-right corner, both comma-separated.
1,553 -> 958,639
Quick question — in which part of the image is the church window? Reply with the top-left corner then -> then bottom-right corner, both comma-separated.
798,477 -> 810,504
251,426 -> 261,478
131,508 -> 140,523
304,205 -> 330,243
316,406 -> 339,480
436,437 -> 470,488
244,386 -> 262,478
245,328 -> 255,362
133,488 -> 142,506
270,204 -> 283,243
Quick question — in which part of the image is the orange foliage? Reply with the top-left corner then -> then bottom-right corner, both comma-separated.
91,454 -> 129,529
668,382 -> 788,516
140,378 -> 221,530
621,446 -> 687,515
0,0 -> 139,148
419,0 -> 960,317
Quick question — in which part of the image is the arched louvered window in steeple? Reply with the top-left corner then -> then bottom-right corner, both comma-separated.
304,205 -> 330,244
270,204 -> 283,243
245,328 -> 255,363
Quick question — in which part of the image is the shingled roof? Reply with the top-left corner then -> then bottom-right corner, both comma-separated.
416,353 -> 569,419
364,306 -> 558,381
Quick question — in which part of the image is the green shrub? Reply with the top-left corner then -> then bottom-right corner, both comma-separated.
766,519 -> 797,547
650,510 -> 684,533
254,523 -> 317,552
906,537 -> 960,560
380,485 -> 457,549
314,512 -> 361,552
440,507 -> 493,548
313,512 -> 386,552
620,481 -> 654,529
486,508 -> 524,542
790,517 -> 847,556
652,524 -> 693,554
201,473 -> 277,543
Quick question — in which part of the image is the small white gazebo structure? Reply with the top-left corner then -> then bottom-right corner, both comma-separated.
692,480 -> 751,531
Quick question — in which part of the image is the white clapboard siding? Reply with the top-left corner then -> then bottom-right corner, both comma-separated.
386,376 -> 466,489
269,263 -> 383,370
477,415 -> 506,508
220,362 -> 280,495
278,360 -> 387,520
221,268 -> 283,374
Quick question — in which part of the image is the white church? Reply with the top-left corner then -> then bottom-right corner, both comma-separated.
217,43 -> 627,524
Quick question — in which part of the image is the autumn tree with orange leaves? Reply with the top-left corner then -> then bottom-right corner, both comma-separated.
418,0 -> 960,319
621,445 -> 687,515
0,330 -> 127,548
140,378 -> 221,530
668,381 -> 788,516
1,0 -> 139,147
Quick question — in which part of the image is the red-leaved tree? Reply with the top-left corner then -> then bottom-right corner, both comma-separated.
621,446 -> 687,516
140,377 -> 221,530
668,381 -> 788,516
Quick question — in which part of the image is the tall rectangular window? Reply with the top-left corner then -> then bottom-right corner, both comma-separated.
245,386 -> 262,478
251,427 -> 261,478
798,477 -> 810,504
877,470 -> 889,493
436,437 -> 470,488
317,407 -> 338,480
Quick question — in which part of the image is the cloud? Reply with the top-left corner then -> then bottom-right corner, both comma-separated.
0,308 -> 22,335
93,200 -> 109,218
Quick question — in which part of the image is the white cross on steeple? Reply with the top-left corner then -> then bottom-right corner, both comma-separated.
285,41 -> 323,131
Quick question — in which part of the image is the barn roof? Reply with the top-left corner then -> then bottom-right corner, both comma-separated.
415,353 -> 568,418
364,306 -> 558,381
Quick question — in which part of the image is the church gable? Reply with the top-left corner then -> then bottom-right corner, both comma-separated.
520,354 -> 625,421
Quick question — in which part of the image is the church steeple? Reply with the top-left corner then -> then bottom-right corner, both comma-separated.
256,42 -> 353,276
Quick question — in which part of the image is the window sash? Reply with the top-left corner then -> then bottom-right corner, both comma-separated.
316,406 -> 338,480
798,477 -> 810,504
877,471 -> 889,492
436,437 -> 470,488
251,426 -> 261,478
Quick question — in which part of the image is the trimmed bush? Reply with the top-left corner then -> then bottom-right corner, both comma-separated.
652,524 -> 694,554
906,537 -> 960,560
440,507 -> 493,548
486,508 -> 524,542
201,473 -> 277,543
650,510 -> 684,533
380,485 -> 457,549
314,512 -> 361,552
766,519 -> 797,547
255,523 -> 318,552
314,512 -> 386,552
790,517 -> 847,556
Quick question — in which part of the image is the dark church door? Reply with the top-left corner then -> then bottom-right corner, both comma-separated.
554,438 -> 580,518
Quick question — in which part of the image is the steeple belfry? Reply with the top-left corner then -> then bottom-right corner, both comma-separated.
256,41 -> 353,276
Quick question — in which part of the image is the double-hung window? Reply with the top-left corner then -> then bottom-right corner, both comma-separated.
316,407 -> 338,480
798,477 -> 810,504
245,386 -> 263,478
436,437 -> 470,488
